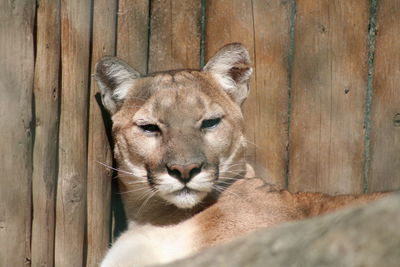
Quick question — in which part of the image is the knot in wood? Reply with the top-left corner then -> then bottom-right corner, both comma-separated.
65,174 -> 83,203
393,113 -> 400,127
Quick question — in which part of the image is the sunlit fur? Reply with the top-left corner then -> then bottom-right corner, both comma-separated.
110,74 -> 248,218
94,44 -> 252,223
96,44 -> 387,267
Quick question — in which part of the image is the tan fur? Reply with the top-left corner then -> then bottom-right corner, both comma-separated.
111,70 -> 247,225
96,44 -> 387,267
192,165 -> 384,251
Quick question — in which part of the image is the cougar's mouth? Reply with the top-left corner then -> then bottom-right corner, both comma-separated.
162,188 -> 208,209
174,187 -> 191,194
173,186 -> 204,196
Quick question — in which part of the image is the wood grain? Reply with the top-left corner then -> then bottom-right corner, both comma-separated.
252,0 -> 292,187
114,0 -> 150,240
0,1 -> 35,266
55,0 -> 91,266
117,0 -> 150,74
86,0 -> 117,265
288,0 -> 369,194
31,0 -> 60,266
368,0 -> 400,192
148,0 -> 201,72
205,0 -> 257,171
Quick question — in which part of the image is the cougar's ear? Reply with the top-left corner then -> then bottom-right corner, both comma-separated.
203,43 -> 252,105
94,57 -> 141,114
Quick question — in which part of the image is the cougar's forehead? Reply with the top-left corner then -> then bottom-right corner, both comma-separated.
137,72 -> 225,125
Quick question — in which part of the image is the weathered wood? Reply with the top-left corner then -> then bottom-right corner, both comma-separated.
31,0 -> 60,266
252,0 -> 292,187
163,193 -> 400,267
289,0 -> 369,194
205,0 -> 257,171
117,0 -> 150,74
55,0 -> 91,266
0,1 -> 35,266
368,0 -> 400,192
148,0 -> 201,72
114,0 -> 150,240
86,0 -> 117,266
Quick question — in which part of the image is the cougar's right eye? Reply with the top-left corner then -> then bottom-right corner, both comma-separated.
201,118 -> 221,129
139,124 -> 161,133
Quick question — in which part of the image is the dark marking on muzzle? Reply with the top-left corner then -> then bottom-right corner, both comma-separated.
145,164 -> 156,186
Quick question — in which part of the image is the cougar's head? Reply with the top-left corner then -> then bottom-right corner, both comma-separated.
95,44 -> 252,209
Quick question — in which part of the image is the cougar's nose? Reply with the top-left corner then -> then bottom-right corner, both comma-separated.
166,163 -> 202,183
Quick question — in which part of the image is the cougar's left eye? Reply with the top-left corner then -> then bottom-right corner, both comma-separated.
139,124 -> 161,133
201,118 -> 221,129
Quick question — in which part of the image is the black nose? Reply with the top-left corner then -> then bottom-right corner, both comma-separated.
166,163 -> 202,183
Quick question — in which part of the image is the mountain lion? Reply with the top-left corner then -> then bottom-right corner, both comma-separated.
95,43 -> 383,267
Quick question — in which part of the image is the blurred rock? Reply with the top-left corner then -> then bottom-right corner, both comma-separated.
162,193 -> 400,267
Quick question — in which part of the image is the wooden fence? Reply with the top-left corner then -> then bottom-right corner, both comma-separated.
0,0 -> 399,266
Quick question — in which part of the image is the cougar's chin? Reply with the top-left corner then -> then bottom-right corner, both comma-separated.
161,189 -> 208,209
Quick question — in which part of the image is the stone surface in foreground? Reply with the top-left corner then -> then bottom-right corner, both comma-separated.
161,193 -> 400,267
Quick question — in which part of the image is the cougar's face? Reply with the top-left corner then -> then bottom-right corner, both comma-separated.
96,43 -> 252,209
112,72 -> 246,209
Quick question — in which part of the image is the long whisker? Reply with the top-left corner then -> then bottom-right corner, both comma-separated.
218,177 -> 244,182
210,184 -> 225,192
136,187 -> 158,201
244,139 -> 261,149
119,173 -> 147,178
218,175 -> 245,180
212,185 -> 237,198
215,181 -> 236,188
119,186 -> 151,195
219,170 -> 245,176
216,178 -> 241,186
214,185 -> 240,199
219,162 -> 246,168
219,162 -> 242,167
113,174 -> 147,182
136,189 -> 158,217
219,165 -> 246,173
220,167 -> 245,171
127,180 -> 148,185
135,190 -> 153,207
96,161 -> 134,175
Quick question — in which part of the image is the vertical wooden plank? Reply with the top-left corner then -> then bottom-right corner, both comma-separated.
148,0 -> 201,72
368,0 -> 400,192
252,0 -> 292,187
31,0 -> 60,266
114,0 -> 149,240
205,0 -> 257,171
86,0 -> 117,265
289,0 -> 369,194
117,0 -> 150,74
55,0 -> 91,266
0,1 -> 35,266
